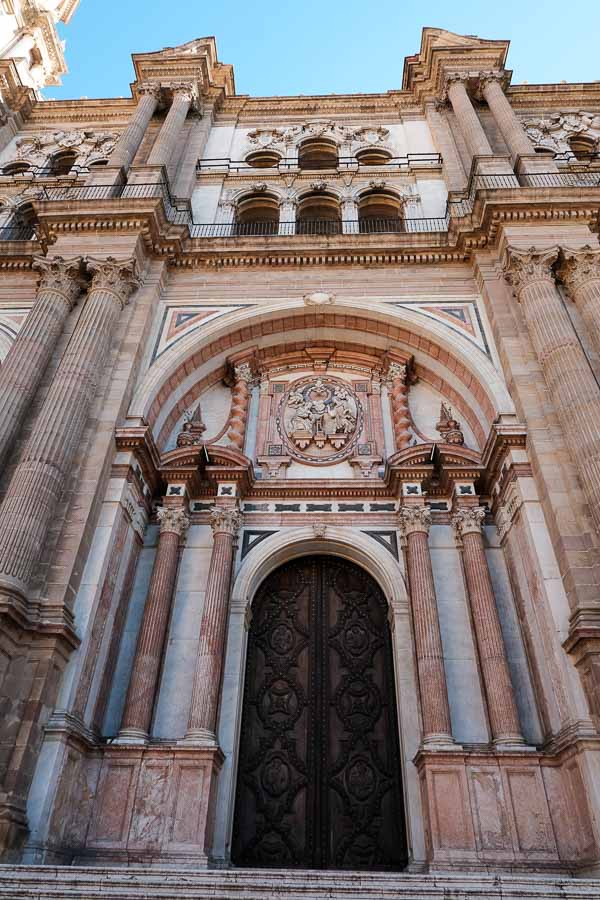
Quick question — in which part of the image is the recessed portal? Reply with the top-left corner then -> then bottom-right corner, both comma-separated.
232,555 -> 407,870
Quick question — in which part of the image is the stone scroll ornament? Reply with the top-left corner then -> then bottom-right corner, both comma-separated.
276,376 -> 363,464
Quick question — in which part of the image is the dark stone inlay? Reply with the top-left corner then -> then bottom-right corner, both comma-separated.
307,503 -> 332,512
275,503 -> 301,512
241,530 -> 278,559
362,530 -> 399,560
338,503 -> 364,512
244,503 -> 270,512
370,503 -> 395,512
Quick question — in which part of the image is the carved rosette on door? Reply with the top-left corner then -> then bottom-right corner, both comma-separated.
232,556 -> 407,870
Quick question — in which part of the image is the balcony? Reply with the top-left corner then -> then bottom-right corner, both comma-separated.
1,163 -> 599,246
195,153 -> 443,176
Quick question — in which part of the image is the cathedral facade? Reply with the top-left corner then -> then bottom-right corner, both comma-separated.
0,26 -> 600,898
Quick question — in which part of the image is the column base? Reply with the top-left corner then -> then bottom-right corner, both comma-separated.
493,736 -> 535,752
113,727 -> 149,745
422,734 -> 463,751
179,727 -> 219,748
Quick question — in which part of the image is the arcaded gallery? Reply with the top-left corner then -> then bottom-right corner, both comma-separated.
0,6 -> 600,898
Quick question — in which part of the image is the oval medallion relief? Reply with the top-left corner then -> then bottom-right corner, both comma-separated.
276,376 -> 363,464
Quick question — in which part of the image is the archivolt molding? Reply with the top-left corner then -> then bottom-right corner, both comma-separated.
129,299 -> 514,447
230,525 -> 408,616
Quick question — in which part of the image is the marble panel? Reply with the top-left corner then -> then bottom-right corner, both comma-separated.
430,529 -> 488,743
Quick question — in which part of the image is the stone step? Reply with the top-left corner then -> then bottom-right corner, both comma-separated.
0,867 -> 600,900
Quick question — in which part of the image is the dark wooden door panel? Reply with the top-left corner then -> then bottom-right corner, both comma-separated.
232,556 -> 407,870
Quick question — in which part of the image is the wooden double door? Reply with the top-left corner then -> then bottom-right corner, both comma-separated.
232,555 -> 407,870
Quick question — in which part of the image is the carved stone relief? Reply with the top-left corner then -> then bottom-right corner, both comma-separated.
12,130 -> 118,168
246,121 -> 391,154
276,376 -> 363,464
520,112 -> 600,155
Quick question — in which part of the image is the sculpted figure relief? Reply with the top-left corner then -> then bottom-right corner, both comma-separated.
278,377 -> 361,462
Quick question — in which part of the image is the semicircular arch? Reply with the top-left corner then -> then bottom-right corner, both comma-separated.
130,299 -> 513,449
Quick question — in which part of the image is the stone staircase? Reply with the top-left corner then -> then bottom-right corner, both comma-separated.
0,867 -> 600,900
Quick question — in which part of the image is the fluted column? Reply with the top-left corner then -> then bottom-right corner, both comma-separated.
0,256 -> 85,471
227,362 -> 254,451
480,73 -> 532,159
185,506 -> 242,743
147,83 -> 197,169
558,246 -> 600,362
505,246 -> 600,535
0,257 -> 139,607
118,505 -> 189,742
110,83 -> 161,171
452,506 -> 524,746
387,362 -> 411,451
399,506 -> 454,745
445,73 -> 493,160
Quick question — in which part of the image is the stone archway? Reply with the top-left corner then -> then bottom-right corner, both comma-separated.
211,526 -> 426,869
231,553 -> 408,870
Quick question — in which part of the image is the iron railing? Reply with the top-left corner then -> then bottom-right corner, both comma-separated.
3,170 -> 600,242
0,225 -> 37,241
189,218 -> 449,238
196,153 -> 442,174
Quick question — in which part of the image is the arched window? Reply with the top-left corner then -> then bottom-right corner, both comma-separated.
298,138 -> 338,170
358,190 -> 403,233
2,161 -> 31,176
568,135 -> 596,161
245,150 -> 281,168
296,192 -> 341,235
355,148 -> 392,166
234,193 -> 279,235
46,149 -> 78,176
88,158 -> 109,168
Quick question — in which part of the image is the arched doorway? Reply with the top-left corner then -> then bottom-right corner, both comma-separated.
231,555 -> 407,870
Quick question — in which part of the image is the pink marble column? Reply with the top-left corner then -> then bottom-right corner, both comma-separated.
110,83 -> 161,171
505,245 -> 600,536
0,256 -> 85,471
387,362 -> 411,452
0,257 -> 139,609
452,506 -> 524,747
147,83 -> 196,169
227,362 -> 254,452
445,73 -> 493,160
399,506 -> 454,746
558,246 -> 600,362
118,505 -> 189,742
185,506 -> 242,743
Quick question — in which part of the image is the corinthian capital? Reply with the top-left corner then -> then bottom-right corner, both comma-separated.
234,362 -> 255,385
86,256 -> 141,308
477,70 -> 509,97
398,505 -> 431,537
137,82 -> 162,99
386,362 -> 408,384
33,255 -> 85,308
503,245 -> 560,297
557,245 -> 600,294
451,506 -> 485,540
167,81 -> 199,106
157,505 -> 190,537
210,506 -> 242,537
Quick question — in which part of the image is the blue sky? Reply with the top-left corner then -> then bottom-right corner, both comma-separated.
48,0 -> 600,100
